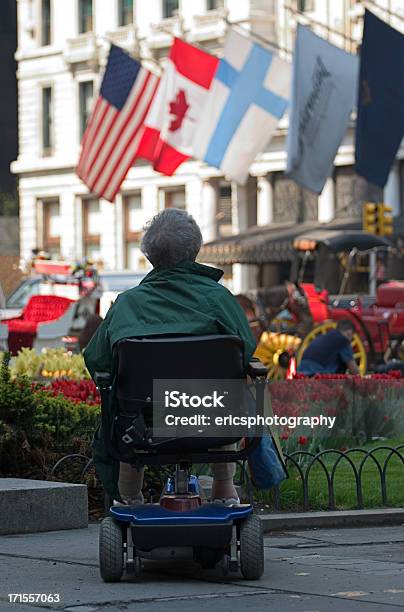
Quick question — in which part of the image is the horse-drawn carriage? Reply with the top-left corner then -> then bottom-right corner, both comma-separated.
237,230 -> 404,378
0,259 -> 102,354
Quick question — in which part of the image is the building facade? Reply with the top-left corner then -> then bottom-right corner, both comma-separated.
12,0 -> 404,293
0,0 -> 18,200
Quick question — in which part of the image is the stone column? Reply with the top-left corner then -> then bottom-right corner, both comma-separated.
231,182 -> 255,294
231,182 -> 249,234
100,199 -> 116,270
384,163 -> 401,217
185,178 -> 203,233
59,191 -> 76,260
74,196 -> 83,261
115,194 -> 124,270
201,179 -> 218,243
232,264 -> 258,294
19,192 -> 37,261
318,177 -> 335,223
257,174 -> 273,226
142,184 -> 159,217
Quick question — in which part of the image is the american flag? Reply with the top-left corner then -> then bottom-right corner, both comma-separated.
77,45 -> 159,202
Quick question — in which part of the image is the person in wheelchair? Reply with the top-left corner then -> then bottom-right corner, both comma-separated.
84,208 -> 256,507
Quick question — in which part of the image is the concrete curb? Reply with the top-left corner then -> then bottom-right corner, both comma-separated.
0,478 -> 88,535
259,508 -> 404,532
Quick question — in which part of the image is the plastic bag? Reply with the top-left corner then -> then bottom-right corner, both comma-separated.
247,429 -> 288,490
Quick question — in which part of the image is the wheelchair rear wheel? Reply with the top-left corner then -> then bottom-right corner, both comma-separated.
239,514 -> 264,580
99,517 -> 124,582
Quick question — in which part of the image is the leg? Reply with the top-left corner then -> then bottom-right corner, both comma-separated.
118,462 -> 145,504
211,462 -> 237,500
211,444 -> 238,502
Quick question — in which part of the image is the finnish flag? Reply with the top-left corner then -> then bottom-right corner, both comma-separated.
192,29 -> 291,185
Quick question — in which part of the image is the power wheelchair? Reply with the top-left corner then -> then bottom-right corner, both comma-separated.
95,334 -> 268,582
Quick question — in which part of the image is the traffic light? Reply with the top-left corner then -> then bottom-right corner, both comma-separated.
362,202 -> 394,236
377,204 -> 394,236
363,202 -> 378,234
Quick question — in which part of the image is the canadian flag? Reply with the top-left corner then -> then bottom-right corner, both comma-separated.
136,38 -> 219,175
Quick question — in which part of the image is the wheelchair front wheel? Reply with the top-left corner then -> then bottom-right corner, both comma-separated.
99,517 -> 124,582
239,514 -> 264,580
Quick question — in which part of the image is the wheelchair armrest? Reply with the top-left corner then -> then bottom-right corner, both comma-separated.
248,358 -> 268,378
95,371 -> 112,389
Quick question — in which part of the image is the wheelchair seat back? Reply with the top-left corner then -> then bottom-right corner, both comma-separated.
114,335 -> 245,459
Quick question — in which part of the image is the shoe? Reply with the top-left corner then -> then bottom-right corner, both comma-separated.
211,496 -> 240,506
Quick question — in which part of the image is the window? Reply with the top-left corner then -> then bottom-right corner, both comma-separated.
297,0 -> 315,12
82,199 -> 101,261
163,0 -> 179,19
78,0 -> 93,33
217,182 -> 232,236
43,199 -> 61,257
6,280 -> 42,309
41,0 -> 51,45
207,0 -> 223,10
42,86 -> 53,155
79,81 -> 93,139
118,0 -> 133,26
163,187 -> 186,210
123,193 -> 143,269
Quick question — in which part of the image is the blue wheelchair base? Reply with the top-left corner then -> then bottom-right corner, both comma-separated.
110,502 -> 253,526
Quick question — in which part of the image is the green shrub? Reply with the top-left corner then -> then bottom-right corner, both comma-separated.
0,353 -> 99,479
1,354 -> 194,500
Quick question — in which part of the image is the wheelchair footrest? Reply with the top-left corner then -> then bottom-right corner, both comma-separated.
110,502 -> 253,526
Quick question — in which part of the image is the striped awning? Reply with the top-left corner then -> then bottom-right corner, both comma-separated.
199,218 -> 364,266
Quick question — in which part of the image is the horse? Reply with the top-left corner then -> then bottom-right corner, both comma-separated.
236,282 -> 313,342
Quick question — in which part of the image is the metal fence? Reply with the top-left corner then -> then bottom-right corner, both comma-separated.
50,444 -> 404,513
273,445 -> 404,511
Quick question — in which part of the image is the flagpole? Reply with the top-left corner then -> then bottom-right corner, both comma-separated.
155,24 -> 224,59
150,17 -> 293,60
97,34 -> 163,74
224,17 -> 292,58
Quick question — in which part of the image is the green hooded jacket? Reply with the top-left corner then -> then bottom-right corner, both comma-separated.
84,261 -> 256,500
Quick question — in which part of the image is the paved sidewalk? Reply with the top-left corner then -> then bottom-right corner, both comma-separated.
1,524 -> 404,611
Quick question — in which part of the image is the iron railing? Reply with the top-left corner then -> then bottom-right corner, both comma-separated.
273,445 -> 404,511
50,444 -> 404,513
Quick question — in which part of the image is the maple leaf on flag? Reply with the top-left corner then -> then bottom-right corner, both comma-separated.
169,89 -> 189,132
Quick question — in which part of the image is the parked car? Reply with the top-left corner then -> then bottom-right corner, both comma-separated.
2,277 -> 39,309
0,260 -> 101,331
0,268 -> 146,323
0,277 -> 38,322
98,271 -> 146,317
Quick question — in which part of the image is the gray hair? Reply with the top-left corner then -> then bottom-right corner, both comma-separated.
141,208 -> 203,269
